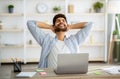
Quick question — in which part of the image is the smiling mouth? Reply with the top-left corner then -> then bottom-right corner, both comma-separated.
58,23 -> 65,27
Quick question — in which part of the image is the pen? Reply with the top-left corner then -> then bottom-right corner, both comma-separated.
11,58 -> 21,71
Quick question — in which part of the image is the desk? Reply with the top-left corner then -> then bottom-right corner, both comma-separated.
11,66 -> 120,79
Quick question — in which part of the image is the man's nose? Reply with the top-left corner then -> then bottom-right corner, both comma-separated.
59,20 -> 63,23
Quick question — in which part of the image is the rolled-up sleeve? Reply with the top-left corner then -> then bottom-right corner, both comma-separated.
74,22 -> 93,45
27,20 -> 46,46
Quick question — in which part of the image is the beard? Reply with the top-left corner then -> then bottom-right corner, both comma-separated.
55,27 -> 67,32
54,23 -> 67,32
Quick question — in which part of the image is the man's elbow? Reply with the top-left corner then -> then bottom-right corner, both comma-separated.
27,20 -> 36,28
88,22 -> 93,26
27,20 -> 32,27
85,22 -> 93,27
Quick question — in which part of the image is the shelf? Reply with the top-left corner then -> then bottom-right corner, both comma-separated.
1,58 -> 104,63
92,29 -> 105,32
26,13 -> 56,16
26,44 -> 104,48
0,44 -> 24,48
25,28 -> 105,32
0,29 -> 23,32
25,13 -> 105,16
1,59 -> 24,63
67,13 -> 105,16
89,58 -> 104,61
25,29 -> 51,33
0,13 -> 24,16
26,58 -> 39,63
81,43 -> 104,47
112,39 -> 120,42
26,44 -> 40,48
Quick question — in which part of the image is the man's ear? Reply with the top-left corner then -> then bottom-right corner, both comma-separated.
51,26 -> 56,33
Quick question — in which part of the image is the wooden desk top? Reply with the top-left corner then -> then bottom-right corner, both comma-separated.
11,66 -> 120,79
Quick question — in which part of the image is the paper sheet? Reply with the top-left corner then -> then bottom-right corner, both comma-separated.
16,72 -> 36,78
102,66 -> 120,74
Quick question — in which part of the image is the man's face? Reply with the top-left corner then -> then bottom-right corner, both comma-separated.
54,17 -> 67,32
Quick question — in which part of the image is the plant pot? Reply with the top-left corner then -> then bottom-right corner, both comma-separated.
95,8 -> 101,13
0,21 -> 2,29
113,35 -> 118,40
8,8 -> 14,13
53,10 -> 60,13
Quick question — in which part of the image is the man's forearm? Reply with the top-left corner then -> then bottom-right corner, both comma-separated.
37,21 -> 52,29
70,22 -> 87,29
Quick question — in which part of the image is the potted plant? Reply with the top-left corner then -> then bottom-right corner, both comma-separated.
93,1 -> 103,13
0,21 -> 2,29
113,30 -> 118,40
8,4 -> 14,13
53,6 -> 61,13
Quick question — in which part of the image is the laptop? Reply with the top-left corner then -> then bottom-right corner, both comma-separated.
54,53 -> 89,74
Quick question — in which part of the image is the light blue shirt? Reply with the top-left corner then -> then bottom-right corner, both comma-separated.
27,20 -> 92,68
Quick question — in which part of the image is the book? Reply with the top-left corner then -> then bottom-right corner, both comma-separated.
16,72 -> 36,78
102,66 -> 120,75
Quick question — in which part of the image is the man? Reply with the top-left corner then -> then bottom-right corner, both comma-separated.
27,13 -> 92,68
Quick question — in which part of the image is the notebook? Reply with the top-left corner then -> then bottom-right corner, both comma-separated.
54,53 -> 89,74
16,72 -> 36,78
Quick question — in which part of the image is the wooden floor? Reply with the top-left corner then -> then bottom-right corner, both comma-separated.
0,63 -> 119,79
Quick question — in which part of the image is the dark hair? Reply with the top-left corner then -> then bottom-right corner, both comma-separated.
53,13 -> 67,26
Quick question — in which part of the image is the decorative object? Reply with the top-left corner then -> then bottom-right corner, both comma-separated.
89,8 -> 92,13
11,58 -> 22,72
113,30 -> 118,40
93,1 -> 103,13
29,40 -> 32,45
0,21 -> 2,29
68,4 -> 74,13
53,6 -> 61,13
90,35 -> 93,44
8,4 -> 14,13
36,3 -> 48,13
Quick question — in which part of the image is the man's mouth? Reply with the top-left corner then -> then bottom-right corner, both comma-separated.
57,23 -> 66,27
